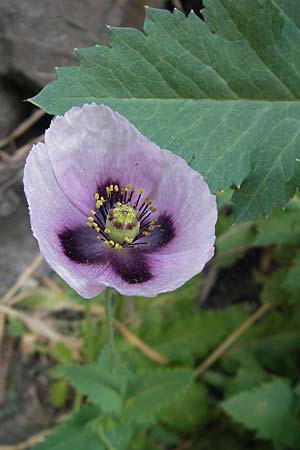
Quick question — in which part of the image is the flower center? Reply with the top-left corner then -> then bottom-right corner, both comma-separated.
105,202 -> 140,244
86,183 -> 160,250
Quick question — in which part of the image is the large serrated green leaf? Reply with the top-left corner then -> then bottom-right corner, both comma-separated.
157,383 -> 209,434
31,405 -> 102,450
123,369 -> 193,425
154,306 -> 246,363
221,378 -> 294,440
62,365 -> 122,415
31,2 -> 300,222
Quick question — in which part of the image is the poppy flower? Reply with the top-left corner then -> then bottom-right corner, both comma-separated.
24,104 -> 217,298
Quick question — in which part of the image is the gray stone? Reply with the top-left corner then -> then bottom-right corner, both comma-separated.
0,0 -> 157,86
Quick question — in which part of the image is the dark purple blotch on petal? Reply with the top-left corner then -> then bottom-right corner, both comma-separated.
111,249 -> 152,284
146,215 -> 175,250
59,227 -> 105,264
60,226 -> 152,284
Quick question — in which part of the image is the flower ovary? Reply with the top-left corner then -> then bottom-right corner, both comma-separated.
105,202 -> 140,244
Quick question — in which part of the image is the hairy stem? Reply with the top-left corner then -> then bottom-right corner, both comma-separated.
84,302 -> 94,363
104,288 -> 124,394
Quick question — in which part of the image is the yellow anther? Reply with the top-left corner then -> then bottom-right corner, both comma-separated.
104,228 -> 110,234
114,185 -> 119,192
124,237 -> 133,243
130,185 -> 135,192
86,222 -> 93,227
134,245 -> 138,249
115,243 -> 123,250
94,193 -> 100,200
125,184 -> 130,190
96,200 -> 103,208
142,231 -> 150,236
90,210 -> 96,215
146,198 -> 152,205
150,207 -> 157,213
88,216 -> 95,222
139,188 -> 145,195
104,240 -> 110,246
100,196 -> 105,202
108,240 -> 115,246
109,184 -> 113,191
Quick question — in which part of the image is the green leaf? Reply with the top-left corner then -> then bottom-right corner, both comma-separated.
253,203 -> 300,246
123,369 -> 193,425
31,3 -> 300,222
295,380 -> 300,409
51,342 -> 74,365
100,424 -> 133,450
155,306 -> 246,363
285,253 -> 300,287
149,426 -> 179,446
62,364 -> 122,415
217,220 -> 256,266
32,405 -> 102,450
50,380 -> 69,408
7,317 -> 26,337
221,378 -> 294,440
157,383 -> 208,434
259,268 -> 292,306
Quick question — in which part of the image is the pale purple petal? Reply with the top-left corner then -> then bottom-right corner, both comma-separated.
23,142 -> 108,298
143,148 -> 217,295
45,103 -> 163,213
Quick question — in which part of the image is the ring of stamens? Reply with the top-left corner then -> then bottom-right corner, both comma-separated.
86,184 -> 160,250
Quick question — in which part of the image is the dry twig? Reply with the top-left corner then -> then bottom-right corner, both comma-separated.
194,302 -> 271,377
0,110 -> 45,149
112,316 -> 169,365
1,254 -> 44,305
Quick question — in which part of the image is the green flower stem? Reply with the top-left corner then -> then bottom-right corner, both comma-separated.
104,288 -> 124,395
84,302 -> 94,363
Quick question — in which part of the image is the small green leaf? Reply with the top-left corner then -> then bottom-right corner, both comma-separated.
7,318 -> 26,337
285,253 -> 300,287
62,365 -> 122,415
295,381 -> 300,409
123,369 -> 193,425
50,380 -> 69,408
32,405 -> 102,450
221,378 -> 294,440
51,342 -> 73,365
